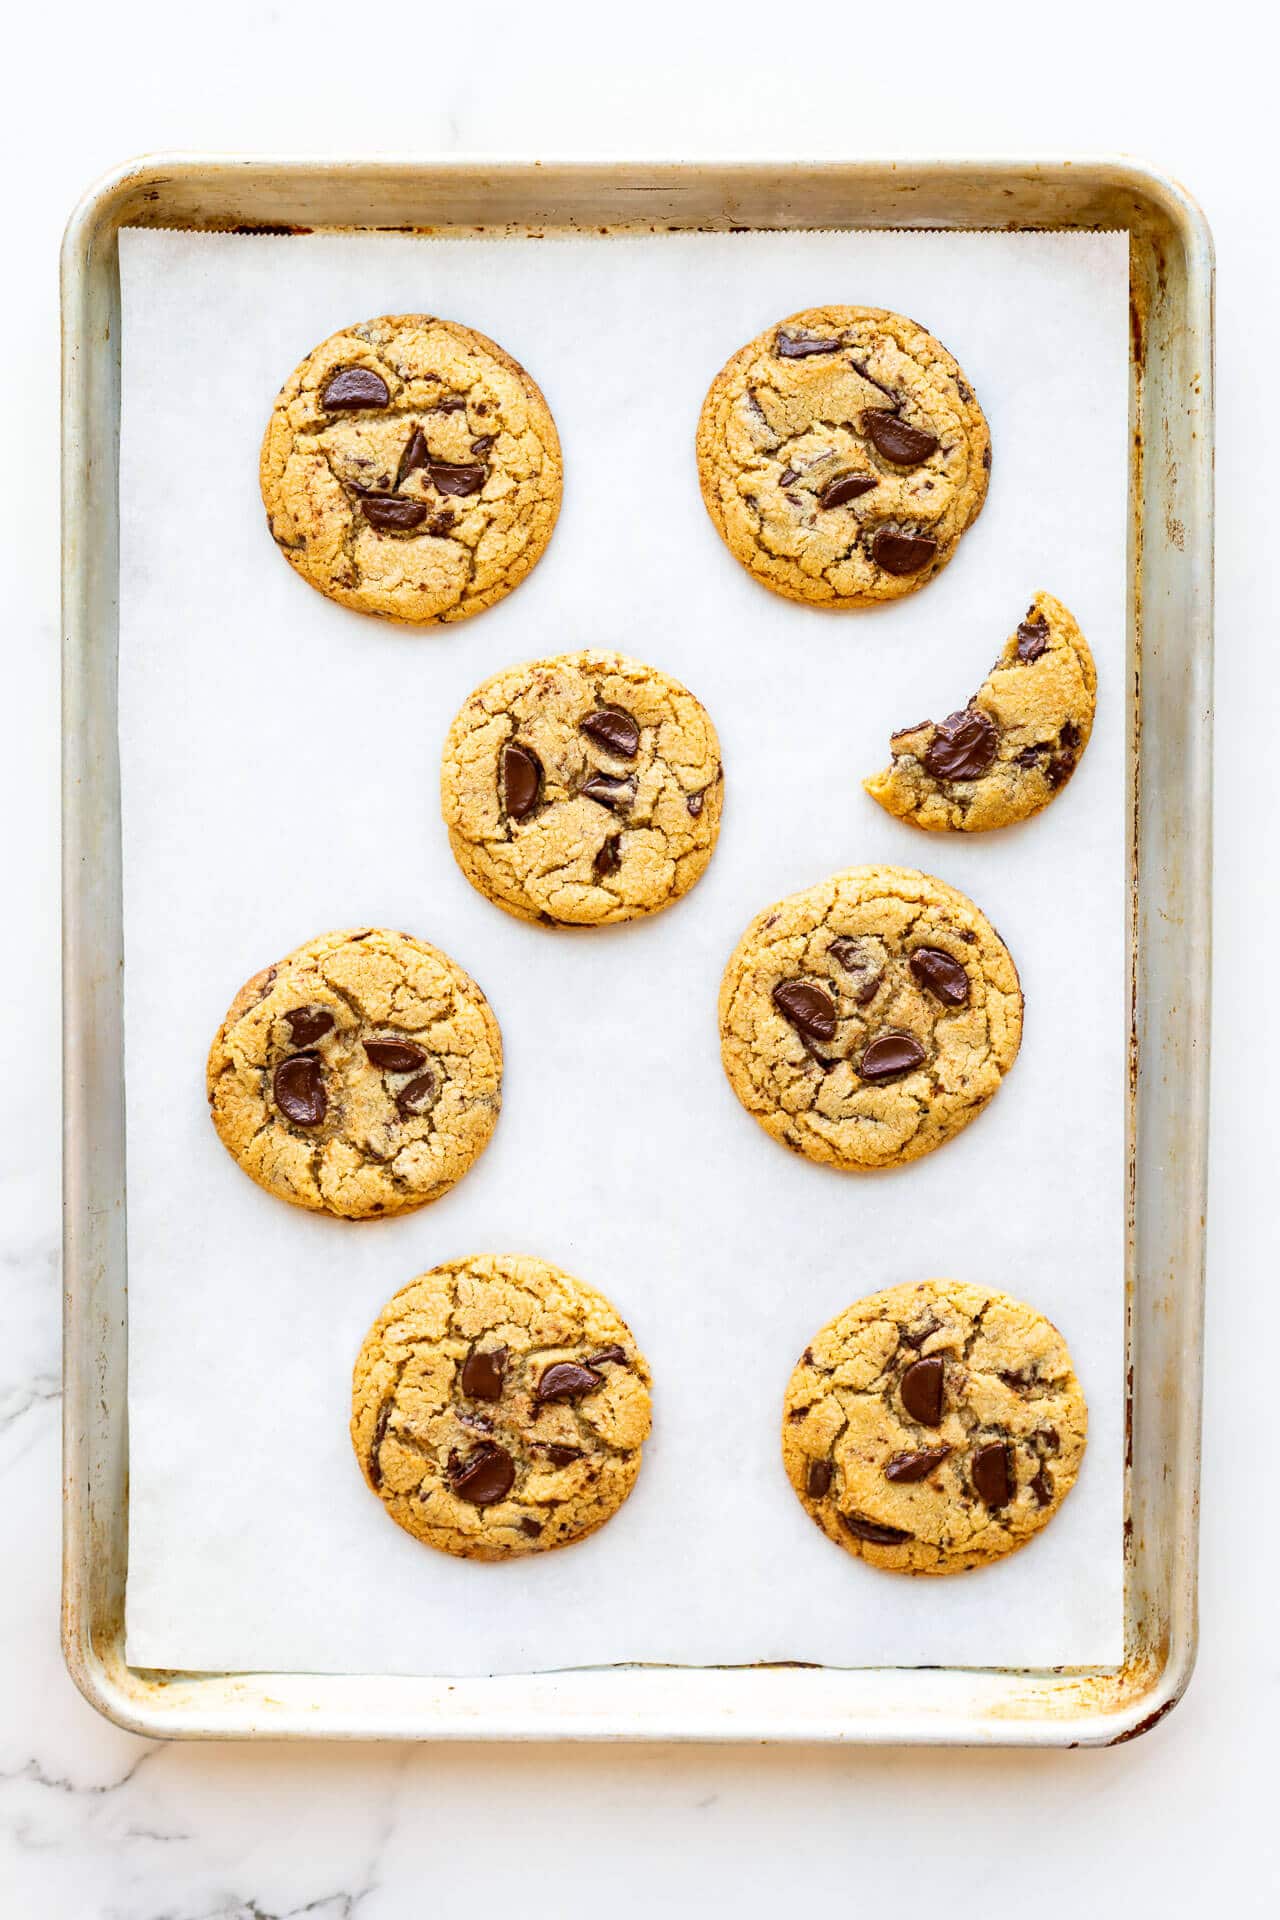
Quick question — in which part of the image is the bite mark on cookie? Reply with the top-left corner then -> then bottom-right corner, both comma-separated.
864,592 -> 1097,832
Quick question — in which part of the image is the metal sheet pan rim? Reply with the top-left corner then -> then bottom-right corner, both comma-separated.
62,147 -> 1216,218
61,153 -> 1213,1746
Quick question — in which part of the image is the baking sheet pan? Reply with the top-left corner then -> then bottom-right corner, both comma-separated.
62,157 -> 1213,1742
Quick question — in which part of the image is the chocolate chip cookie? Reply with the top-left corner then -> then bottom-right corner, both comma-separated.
719,866 -> 1022,1170
207,928 -> 502,1218
783,1280 -> 1087,1575
865,592 -> 1097,831
350,1255 -> 653,1560
259,315 -> 562,623
696,306 -> 990,607
441,650 -> 724,926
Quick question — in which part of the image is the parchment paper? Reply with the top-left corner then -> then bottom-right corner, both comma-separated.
119,225 -> 1129,1675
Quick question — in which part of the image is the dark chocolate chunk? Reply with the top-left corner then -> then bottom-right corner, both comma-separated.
1014,744 -> 1048,766
776,330 -> 841,358
471,433 -> 496,454
922,706 -> 999,780
870,529 -> 938,575
1059,719 -> 1082,750
900,1355 -> 945,1426
360,494 -> 428,532
859,1031 -> 927,1082
519,1517 -> 543,1537
447,1442 -> 516,1506
819,472 -> 879,508
580,707 -> 640,758
434,395 -> 467,413
884,1445 -> 952,1483
540,1445 -> 582,1468
427,460 -> 486,497
396,1071 -> 436,1119
778,467 -> 800,487
1031,1467 -> 1054,1507
368,1399 -> 392,1489
862,410 -> 939,466
826,937 -> 862,967
285,1007 -> 334,1047
686,791 -> 705,817
841,1512 -> 914,1546
364,1038 -> 427,1073
899,1318 -> 939,1350
502,742 -> 543,818
772,980 -> 838,1043
971,1441 -> 1012,1507
827,937 -> 883,1004
807,1459 -> 833,1498
744,390 -> 771,434
460,1345 -> 508,1402
891,719 -> 932,743
321,366 -> 390,410
1045,753 -> 1076,789
846,356 -> 899,404
394,426 -> 430,488
581,773 -> 635,811
534,1361 -> 602,1404
273,1052 -> 326,1127
999,1369 -> 1033,1391
908,947 -> 970,1007
1016,613 -> 1050,663
593,835 -> 622,881
585,1345 -> 627,1367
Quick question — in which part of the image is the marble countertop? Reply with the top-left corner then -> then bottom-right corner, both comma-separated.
5,7 -> 1274,1914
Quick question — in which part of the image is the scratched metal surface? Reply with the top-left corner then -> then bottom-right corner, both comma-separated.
60,156 -> 1213,1744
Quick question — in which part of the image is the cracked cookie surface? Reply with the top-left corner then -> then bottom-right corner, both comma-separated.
783,1280 -> 1087,1574
207,928 -> 502,1219
719,866 -> 1022,1170
696,305 -> 990,608
441,650 -> 724,926
259,314 -> 562,623
865,592 -> 1097,831
350,1255 -> 653,1560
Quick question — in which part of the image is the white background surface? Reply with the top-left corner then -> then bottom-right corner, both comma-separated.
119,227 -> 1126,1676
2,2 -> 1275,1913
